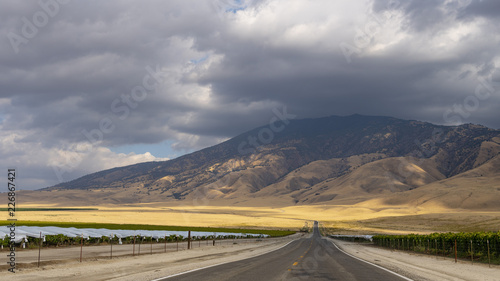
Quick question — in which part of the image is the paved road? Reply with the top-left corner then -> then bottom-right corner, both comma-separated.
160,222 -> 410,281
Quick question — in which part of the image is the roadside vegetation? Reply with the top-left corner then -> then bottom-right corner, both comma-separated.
0,220 -> 295,250
0,233 -> 266,250
0,220 -> 295,237
0,208 -> 98,211
372,232 -> 500,265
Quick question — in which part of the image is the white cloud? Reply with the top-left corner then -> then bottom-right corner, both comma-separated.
1,0 -> 499,190
0,130 -> 168,190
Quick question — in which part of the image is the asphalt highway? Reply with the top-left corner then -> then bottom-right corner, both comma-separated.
160,222 -> 411,281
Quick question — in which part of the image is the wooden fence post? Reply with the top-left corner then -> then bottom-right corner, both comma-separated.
138,236 -> 142,255
435,239 -> 438,259
110,234 -> 113,259
442,239 -> 445,259
487,240 -> 491,268
38,232 -> 42,268
454,239 -> 457,263
470,240 -> 473,265
80,234 -> 83,263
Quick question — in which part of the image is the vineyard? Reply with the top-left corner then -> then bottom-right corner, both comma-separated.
372,232 -> 500,266
0,220 -> 295,237
0,222 -> 295,251
0,227 -> 298,269
0,233 -> 261,249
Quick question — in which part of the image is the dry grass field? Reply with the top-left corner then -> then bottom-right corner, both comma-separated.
13,201 -> 500,234
6,154 -> 499,234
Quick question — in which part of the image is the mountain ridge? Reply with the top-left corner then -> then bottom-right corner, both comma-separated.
39,114 -> 499,209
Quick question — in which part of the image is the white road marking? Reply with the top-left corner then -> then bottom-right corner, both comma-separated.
329,239 -> 415,281
151,239 -> 297,280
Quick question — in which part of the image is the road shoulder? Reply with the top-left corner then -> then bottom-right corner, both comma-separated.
329,238 -> 500,281
0,235 -> 303,281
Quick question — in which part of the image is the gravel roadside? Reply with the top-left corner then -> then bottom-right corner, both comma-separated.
330,238 -> 500,281
0,234 -> 304,281
3,234 -> 498,280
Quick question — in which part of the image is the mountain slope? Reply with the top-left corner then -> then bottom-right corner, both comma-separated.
364,152 -> 500,211
280,156 -> 446,205
42,115 -> 500,207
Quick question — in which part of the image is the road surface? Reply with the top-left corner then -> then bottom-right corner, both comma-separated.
160,222 -> 411,281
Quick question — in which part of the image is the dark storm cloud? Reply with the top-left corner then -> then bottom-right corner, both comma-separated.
1,0 -> 499,190
374,0 -> 450,32
195,0 -> 500,129
460,0 -> 500,20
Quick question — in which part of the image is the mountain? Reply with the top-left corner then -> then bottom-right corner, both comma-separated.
33,115 -> 500,208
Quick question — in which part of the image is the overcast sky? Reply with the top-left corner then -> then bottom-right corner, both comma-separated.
1,0 -> 499,190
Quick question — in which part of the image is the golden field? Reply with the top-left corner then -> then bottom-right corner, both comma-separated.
5,153 -> 499,234
13,201 -> 500,234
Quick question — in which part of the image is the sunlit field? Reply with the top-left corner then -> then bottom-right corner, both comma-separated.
12,203 -> 500,234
